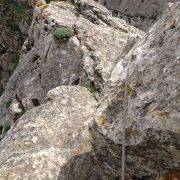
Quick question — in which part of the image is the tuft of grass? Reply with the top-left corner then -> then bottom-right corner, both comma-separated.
53,27 -> 74,40
5,99 -> 12,108
159,111 -> 170,127
85,81 -> 100,94
98,116 -> 108,126
6,0 -> 32,20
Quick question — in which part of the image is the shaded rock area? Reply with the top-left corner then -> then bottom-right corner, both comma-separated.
0,0 -> 179,179
0,0 -> 33,96
101,0 -> 179,31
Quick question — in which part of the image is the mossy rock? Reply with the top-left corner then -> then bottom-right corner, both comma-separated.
53,27 -> 74,40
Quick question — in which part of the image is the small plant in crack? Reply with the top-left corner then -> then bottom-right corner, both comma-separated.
5,99 -> 13,109
85,80 -> 101,94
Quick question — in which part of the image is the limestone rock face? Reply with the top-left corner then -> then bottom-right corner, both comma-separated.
92,2 -> 180,179
0,0 -> 179,179
102,0 -> 178,31
0,86 -> 97,179
0,0 -> 143,127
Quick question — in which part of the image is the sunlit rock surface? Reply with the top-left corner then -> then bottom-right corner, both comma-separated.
0,86 -> 97,179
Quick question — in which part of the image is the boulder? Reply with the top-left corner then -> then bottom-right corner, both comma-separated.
0,86 -> 97,179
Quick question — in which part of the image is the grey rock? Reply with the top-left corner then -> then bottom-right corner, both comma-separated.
101,0 -> 179,31
0,1 -> 179,179
92,2 -> 180,179
0,86 -> 97,179
0,0 -> 144,126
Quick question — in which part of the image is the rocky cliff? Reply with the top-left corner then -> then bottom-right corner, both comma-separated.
0,0 -> 144,128
0,0 -> 179,179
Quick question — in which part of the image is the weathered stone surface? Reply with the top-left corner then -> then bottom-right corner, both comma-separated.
0,0 -> 179,179
0,0 -> 143,127
0,86 -> 97,179
92,2 -> 180,179
101,0 -> 178,31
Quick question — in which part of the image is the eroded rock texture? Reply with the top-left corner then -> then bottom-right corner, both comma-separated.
0,86 -> 97,179
92,2 -> 180,179
0,0 -> 179,179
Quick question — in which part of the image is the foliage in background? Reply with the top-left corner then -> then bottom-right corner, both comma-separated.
0,0 -> 32,96
0,0 -> 33,34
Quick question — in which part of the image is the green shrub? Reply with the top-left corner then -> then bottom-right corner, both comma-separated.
54,27 -> 74,40
5,99 -> 12,108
